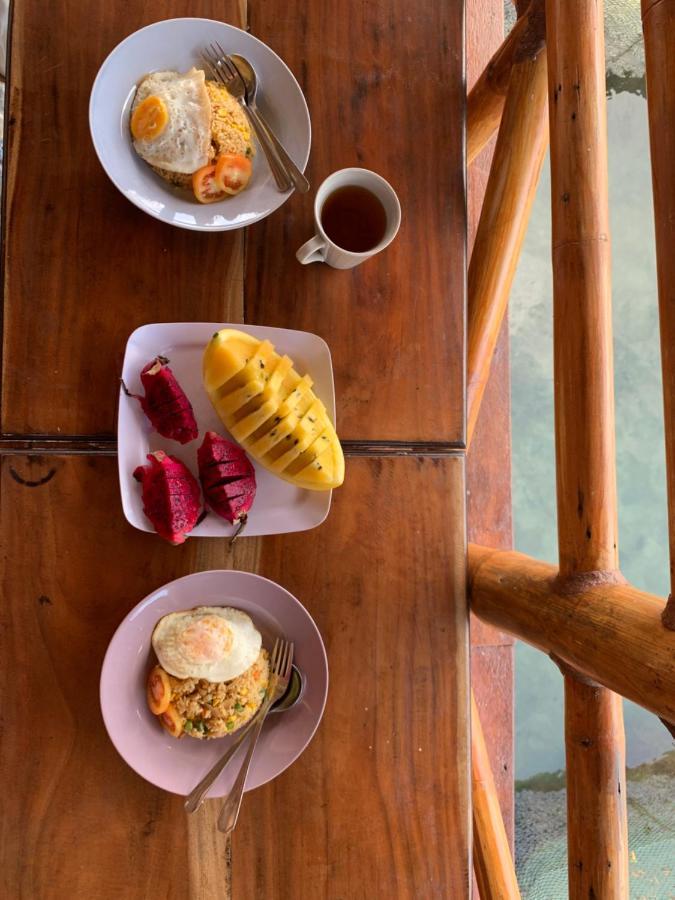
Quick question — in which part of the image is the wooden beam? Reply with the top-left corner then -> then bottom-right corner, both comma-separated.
467,27 -> 547,446
545,0 -> 628,894
641,0 -> 675,630
472,694 -> 522,900
468,544 -> 675,724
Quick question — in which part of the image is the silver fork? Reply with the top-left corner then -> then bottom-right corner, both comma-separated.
217,637 -> 294,834
201,45 -> 292,192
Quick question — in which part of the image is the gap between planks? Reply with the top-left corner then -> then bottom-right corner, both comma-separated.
0,435 -> 466,458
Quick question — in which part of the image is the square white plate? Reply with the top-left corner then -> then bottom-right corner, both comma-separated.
118,322 -> 336,537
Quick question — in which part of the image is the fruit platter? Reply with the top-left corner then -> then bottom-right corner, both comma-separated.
118,322 -> 343,541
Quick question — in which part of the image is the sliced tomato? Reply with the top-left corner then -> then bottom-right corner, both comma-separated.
146,665 -> 171,715
131,95 -> 168,141
192,164 -> 227,204
159,704 -> 183,738
214,154 -> 252,196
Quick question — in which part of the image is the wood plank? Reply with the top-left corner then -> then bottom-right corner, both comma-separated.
0,454 -> 469,899
0,454 -> 258,899
232,455 -> 469,898
1,1 -> 246,437
244,1 -> 465,444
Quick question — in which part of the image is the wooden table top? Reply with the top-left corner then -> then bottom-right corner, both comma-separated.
0,2 -> 469,897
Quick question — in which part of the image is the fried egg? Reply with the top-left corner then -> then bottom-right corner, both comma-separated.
152,606 -> 262,682
131,69 -> 211,174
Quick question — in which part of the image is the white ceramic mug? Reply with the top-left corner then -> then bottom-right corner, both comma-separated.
296,168 -> 401,269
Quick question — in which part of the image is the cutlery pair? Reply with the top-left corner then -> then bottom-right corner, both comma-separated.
185,638 -> 295,835
202,44 -> 309,194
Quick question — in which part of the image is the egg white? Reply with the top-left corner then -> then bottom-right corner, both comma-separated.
152,606 -> 262,682
131,68 -> 212,174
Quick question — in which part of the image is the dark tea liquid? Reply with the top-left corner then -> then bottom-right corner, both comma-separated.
321,186 -> 387,253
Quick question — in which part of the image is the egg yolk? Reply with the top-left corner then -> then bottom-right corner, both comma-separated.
131,95 -> 169,141
179,616 -> 233,664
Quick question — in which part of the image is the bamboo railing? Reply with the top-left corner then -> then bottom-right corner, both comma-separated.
642,0 -> 675,632
466,4 -> 547,896
464,0 -> 675,896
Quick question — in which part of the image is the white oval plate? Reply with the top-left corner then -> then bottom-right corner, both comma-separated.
89,18 -> 311,231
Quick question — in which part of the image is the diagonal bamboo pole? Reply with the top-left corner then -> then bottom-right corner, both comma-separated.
545,0 -> 628,895
467,5 -> 540,165
472,695 -> 521,900
467,8 -> 547,447
641,0 -> 675,631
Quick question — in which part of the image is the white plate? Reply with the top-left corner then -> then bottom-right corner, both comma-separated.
118,322 -> 336,537
89,18 -> 311,231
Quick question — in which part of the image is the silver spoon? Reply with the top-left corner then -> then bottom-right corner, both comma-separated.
230,54 -> 310,194
184,664 -> 303,813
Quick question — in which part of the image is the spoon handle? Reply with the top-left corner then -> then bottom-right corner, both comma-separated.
183,717 -> 257,813
238,101 -> 292,192
252,104 -> 310,194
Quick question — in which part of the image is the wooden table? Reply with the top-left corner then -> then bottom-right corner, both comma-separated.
0,2 -> 473,897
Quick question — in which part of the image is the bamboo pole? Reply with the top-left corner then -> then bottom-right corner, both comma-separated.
466,4 -> 543,165
467,8 -> 547,896
545,0 -> 628,893
467,29 -> 547,446
468,544 -> 675,727
472,695 -> 522,900
641,0 -> 675,630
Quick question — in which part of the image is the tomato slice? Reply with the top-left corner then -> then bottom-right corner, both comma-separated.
159,704 -> 183,738
131,96 -> 168,141
192,164 -> 227,204
214,154 -> 252,196
146,665 -> 171,715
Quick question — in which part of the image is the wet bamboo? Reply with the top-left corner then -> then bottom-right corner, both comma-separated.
545,0 -> 628,894
467,29 -> 547,447
468,545 -> 675,724
472,694 -> 521,900
641,0 -> 675,630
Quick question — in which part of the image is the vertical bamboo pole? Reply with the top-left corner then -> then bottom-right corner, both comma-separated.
545,1 -> 628,896
467,6 -> 548,446
641,0 -> 675,631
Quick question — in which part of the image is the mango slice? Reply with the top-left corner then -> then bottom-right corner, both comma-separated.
203,330 -> 344,491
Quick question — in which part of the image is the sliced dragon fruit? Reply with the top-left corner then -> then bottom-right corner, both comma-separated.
198,432 -> 256,541
133,451 -> 202,544
123,356 -> 198,445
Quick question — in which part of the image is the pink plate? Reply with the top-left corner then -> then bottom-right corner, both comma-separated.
100,570 -> 328,796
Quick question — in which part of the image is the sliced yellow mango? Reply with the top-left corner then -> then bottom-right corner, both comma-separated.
203,329 -> 343,491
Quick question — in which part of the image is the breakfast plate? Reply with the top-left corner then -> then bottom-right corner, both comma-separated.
100,570 -> 329,796
89,18 -> 311,230
119,322 -> 337,537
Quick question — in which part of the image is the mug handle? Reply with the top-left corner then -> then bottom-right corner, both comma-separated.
296,235 -> 327,265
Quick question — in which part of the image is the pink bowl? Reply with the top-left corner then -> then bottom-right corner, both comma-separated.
100,570 -> 328,796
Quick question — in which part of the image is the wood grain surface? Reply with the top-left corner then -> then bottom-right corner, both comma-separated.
0,454 -> 469,899
1,1 -> 249,437
244,0 -> 465,444
234,455 -> 469,899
